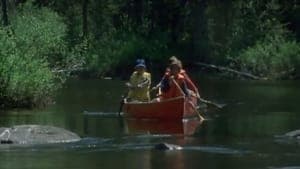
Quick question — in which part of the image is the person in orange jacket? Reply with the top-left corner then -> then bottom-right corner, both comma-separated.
172,56 -> 200,98
153,56 -> 200,98
159,60 -> 189,100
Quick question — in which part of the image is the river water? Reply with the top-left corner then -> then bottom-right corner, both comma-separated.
0,76 -> 300,169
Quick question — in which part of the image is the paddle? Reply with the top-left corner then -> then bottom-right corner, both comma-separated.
197,97 -> 224,109
170,77 -> 205,121
186,86 -> 224,109
118,92 -> 127,116
187,100 -> 205,121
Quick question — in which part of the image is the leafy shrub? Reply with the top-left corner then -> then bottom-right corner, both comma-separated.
0,3 -> 67,108
237,33 -> 300,79
11,2 -> 68,68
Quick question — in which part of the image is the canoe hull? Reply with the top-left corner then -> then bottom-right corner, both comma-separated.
122,96 -> 198,120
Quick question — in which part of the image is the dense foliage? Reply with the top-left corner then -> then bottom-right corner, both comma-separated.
45,0 -> 299,78
0,0 -> 299,108
0,2 -> 67,108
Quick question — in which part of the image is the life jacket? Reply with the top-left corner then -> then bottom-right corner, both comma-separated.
180,69 -> 199,96
161,69 -> 199,95
160,73 -> 186,99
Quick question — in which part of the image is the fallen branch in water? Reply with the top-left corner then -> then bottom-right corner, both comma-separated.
195,62 -> 267,80
198,97 -> 225,109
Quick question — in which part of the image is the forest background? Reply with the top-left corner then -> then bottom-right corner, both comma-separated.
0,0 -> 299,108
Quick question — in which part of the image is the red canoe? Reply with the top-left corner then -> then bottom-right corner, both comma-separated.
122,96 -> 198,120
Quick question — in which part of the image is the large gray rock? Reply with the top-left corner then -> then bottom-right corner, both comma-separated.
283,129 -> 300,139
0,125 -> 80,145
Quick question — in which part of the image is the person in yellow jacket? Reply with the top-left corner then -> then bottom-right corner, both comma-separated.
126,59 -> 151,102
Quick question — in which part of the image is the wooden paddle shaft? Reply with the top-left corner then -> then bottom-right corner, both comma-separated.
170,77 -> 186,97
171,78 -> 205,121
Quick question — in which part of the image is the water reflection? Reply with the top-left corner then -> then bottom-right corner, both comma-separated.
1,78 -> 300,169
124,118 -> 203,136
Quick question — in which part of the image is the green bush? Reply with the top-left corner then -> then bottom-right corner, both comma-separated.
237,33 -> 300,79
11,3 -> 68,68
0,3 -> 68,108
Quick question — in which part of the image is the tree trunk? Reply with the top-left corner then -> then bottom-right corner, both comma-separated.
189,0 -> 208,61
195,62 -> 267,80
134,0 -> 142,25
1,0 -> 9,26
171,9 -> 179,42
82,0 -> 88,38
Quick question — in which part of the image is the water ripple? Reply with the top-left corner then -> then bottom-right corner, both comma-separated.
268,166 -> 300,169
83,111 -> 122,117
0,136 -> 251,156
184,145 -> 251,155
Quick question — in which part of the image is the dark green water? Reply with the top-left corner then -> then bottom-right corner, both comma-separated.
1,76 -> 300,169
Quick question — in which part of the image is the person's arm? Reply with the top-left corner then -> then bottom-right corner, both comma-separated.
137,73 -> 151,88
148,73 -> 151,88
170,76 -> 189,97
183,72 -> 199,97
160,76 -> 170,92
127,73 -> 145,89
152,74 -> 166,90
181,80 -> 190,97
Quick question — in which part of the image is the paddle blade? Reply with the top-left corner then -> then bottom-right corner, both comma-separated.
199,98 -> 225,109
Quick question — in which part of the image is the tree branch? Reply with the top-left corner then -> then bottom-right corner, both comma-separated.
195,62 -> 267,80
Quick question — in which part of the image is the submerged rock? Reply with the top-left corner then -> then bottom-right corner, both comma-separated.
283,129 -> 300,139
153,143 -> 182,150
0,125 -> 80,145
